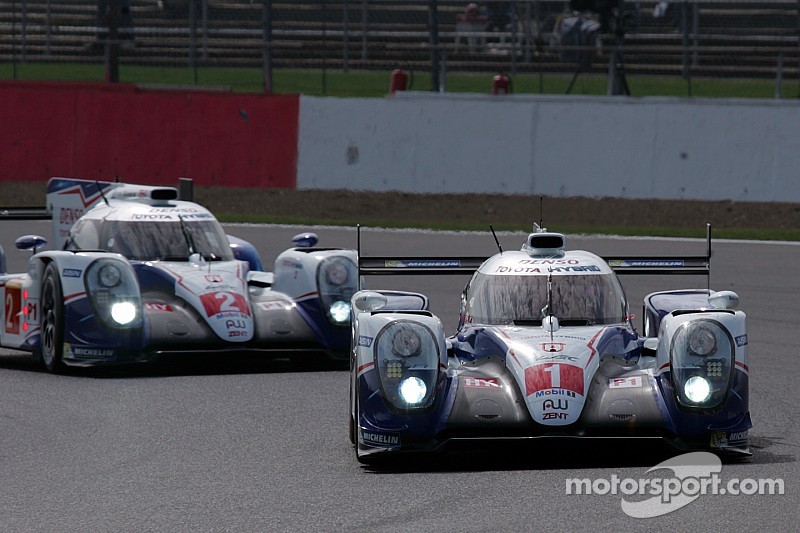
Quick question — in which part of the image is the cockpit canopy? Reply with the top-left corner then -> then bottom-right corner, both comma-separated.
66,218 -> 234,262
464,270 -> 627,326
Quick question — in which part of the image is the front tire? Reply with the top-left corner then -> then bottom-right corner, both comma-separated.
38,263 -> 65,373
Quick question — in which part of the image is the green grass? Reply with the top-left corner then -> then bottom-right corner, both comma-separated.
0,61 -> 792,99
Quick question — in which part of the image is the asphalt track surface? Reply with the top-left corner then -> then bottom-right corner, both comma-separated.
0,221 -> 796,531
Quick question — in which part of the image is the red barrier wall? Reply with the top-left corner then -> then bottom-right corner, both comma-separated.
0,81 -> 298,188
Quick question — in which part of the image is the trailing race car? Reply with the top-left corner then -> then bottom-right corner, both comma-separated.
349,226 -> 751,463
0,178 -> 357,372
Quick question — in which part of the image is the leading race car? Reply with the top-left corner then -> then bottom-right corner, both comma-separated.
349,226 -> 751,463
0,177 -> 358,372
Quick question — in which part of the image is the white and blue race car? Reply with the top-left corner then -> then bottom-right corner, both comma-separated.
349,226 -> 751,463
0,178 -> 358,372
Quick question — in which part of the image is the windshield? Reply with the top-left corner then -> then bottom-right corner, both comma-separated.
465,271 -> 627,326
68,219 -> 234,261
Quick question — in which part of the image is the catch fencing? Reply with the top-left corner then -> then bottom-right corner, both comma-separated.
2,0 -> 800,95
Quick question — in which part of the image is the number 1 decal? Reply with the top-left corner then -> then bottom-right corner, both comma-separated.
544,364 -> 560,388
525,363 -> 584,396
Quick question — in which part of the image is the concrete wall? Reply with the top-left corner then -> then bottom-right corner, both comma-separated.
297,93 -> 800,202
0,81 -> 299,188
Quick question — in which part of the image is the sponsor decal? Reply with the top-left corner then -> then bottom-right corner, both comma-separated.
62,268 -> 82,278
384,259 -> 461,268
361,431 -> 401,448
205,275 -> 223,284
257,301 -> 292,311
225,319 -> 247,329
542,398 -> 569,410
144,302 -> 173,312
281,259 -> 303,269
65,343 -> 115,360
536,353 -> 579,363
534,389 -> 576,398
357,335 -> 374,348
735,335 -> 748,347
495,265 -> 602,274
525,363 -> 585,396
463,377 -> 500,388
710,430 -> 748,449
541,342 -> 565,352
609,376 -> 644,389
59,207 -> 84,225
608,259 -> 685,268
543,412 -> 569,420
519,259 -> 580,265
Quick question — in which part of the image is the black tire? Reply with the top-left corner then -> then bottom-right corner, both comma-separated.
349,385 -> 357,446
37,263 -> 65,373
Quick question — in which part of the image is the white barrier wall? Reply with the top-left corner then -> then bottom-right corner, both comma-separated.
297,93 -> 800,202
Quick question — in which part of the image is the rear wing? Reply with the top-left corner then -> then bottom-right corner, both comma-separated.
0,177 -> 195,249
357,224 -> 711,282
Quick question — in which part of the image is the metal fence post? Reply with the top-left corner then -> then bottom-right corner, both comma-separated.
262,0 -> 273,94
429,0 -> 440,92
343,1 -> 350,72
202,0 -> 209,60
104,0 -> 120,83
361,1 -> 368,61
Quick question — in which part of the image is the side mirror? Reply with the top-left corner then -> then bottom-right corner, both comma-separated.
353,291 -> 388,312
15,235 -> 47,254
708,291 -> 739,310
292,232 -> 318,248
642,337 -> 659,353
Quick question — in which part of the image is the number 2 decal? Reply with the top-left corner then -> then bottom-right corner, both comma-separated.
200,291 -> 250,317
216,292 -> 240,312
4,288 -> 20,334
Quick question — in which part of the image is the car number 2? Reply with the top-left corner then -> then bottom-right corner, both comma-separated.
200,291 -> 250,317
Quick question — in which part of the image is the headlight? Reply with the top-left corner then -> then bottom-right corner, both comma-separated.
325,261 -> 349,286
329,300 -> 350,324
111,301 -> 137,325
317,256 -> 358,326
670,319 -> 733,409
85,259 -> 142,329
683,376 -> 712,403
98,264 -> 122,287
688,324 -> 717,355
399,377 -> 428,404
392,327 -> 421,357
375,321 -> 439,410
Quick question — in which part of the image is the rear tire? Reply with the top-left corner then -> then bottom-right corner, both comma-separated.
37,263 -> 65,373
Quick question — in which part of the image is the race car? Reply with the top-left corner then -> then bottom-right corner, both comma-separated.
349,226 -> 751,463
0,178 -> 358,372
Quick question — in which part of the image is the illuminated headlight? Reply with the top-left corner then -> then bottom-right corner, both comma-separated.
111,301 -> 137,325
374,321 -> 440,411
399,377 -> 427,405
329,300 -> 351,324
688,325 -> 717,356
671,319 -> 733,410
684,376 -> 712,403
85,259 -> 141,329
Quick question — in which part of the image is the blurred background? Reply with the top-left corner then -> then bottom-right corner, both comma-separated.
1,0 -> 799,98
